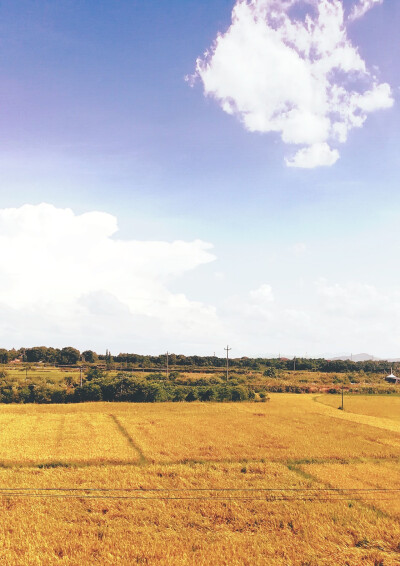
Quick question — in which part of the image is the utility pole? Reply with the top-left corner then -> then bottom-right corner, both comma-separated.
80,366 -> 83,387
166,351 -> 169,380
224,345 -> 231,381
293,356 -> 296,371
341,383 -> 344,411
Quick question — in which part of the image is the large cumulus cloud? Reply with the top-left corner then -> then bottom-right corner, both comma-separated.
191,0 -> 393,168
0,203 -> 221,351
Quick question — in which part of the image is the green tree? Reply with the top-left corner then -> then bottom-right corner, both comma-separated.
186,389 -> 198,402
81,350 -> 98,363
85,367 -> 106,381
74,382 -> 102,402
0,349 -> 9,364
26,347 -> 48,363
57,347 -> 81,365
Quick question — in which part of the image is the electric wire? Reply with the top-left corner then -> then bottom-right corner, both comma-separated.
0,486 -> 398,501
0,486 -> 397,492
0,493 -> 397,501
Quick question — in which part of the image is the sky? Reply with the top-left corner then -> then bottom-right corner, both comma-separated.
0,0 -> 399,358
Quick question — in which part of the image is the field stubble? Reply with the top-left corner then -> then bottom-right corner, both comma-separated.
0,395 -> 399,564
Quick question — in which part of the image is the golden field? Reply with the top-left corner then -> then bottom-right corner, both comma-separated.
317,393 -> 400,421
0,395 -> 400,564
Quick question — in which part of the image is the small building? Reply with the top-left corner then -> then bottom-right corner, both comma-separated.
385,368 -> 400,384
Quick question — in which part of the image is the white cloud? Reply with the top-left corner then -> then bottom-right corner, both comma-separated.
0,203 -> 222,351
349,0 -> 383,22
249,283 -> 275,303
217,276 -> 400,358
286,142 -> 340,168
310,279 -> 400,354
3,204 -> 400,358
315,279 -> 395,318
223,283 -> 275,322
356,83 -> 394,112
192,0 -> 393,168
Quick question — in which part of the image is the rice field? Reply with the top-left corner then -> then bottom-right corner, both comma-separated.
317,393 -> 400,421
0,410 -> 137,465
0,395 -> 400,564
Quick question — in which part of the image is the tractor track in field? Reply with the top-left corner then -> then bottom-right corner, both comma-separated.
108,414 -> 147,465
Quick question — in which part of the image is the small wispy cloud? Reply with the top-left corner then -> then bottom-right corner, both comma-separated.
191,0 -> 392,168
348,0 -> 383,22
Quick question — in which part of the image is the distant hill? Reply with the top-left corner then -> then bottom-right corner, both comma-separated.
331,353 -> 400,362
331,353 -> 378,362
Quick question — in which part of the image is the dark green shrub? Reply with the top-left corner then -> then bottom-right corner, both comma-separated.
186,389 -> 198,402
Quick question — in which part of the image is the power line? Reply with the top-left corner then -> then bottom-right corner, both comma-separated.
0,484 -> 398,502
0,487 -> 399,493
0,493 -> 397,502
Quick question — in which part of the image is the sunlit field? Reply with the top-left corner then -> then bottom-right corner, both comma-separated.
115,396 -> 400,462
1,395 -> 400,564
302,460 -> 400,519
0,409 -> 137,465
317,393 -> 400,421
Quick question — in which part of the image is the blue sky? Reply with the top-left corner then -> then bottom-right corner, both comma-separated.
0,0 -> 398,357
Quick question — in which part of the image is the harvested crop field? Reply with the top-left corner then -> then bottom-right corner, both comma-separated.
1,395 -> 400,565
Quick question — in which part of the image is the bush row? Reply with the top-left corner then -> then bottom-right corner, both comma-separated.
0,376 -> 259,404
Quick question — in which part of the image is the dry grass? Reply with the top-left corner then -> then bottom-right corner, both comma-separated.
115,395 -> 400,463
0,463 -> 399,565
302,460 -> 400,519
0,396 -> 399,564
0,407 -> 139,465
1,395 -> 400,463
318,393 -> 400,421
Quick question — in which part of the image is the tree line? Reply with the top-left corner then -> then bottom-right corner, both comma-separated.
0,368 -> 262,404
0,346 -> 395,373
